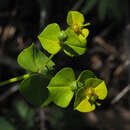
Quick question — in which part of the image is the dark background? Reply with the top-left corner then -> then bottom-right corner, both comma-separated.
0,0 -> 129,130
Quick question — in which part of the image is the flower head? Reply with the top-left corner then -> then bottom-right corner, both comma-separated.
74,78 -> 107,112
67,11 -> 90,40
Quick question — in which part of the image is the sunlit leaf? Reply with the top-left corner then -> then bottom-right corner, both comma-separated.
48,87 -> 74,108
46,67 -> 76,108
17,43 -> 55,74
38,23 -> 61,54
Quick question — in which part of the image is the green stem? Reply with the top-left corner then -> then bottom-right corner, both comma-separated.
38,53 -> 55,73
0,54 -> 55,86
0,73 -> 31,87
81,22 -> 91,27
44,54 -> 55,66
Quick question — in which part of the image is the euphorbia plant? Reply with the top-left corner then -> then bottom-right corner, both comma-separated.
0,11 -> 107,112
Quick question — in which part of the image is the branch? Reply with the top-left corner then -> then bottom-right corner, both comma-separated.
0,84 -> 18,102
111,84 -> 130,104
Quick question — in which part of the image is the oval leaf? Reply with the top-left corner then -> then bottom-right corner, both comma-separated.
38,23 -> 61,54
48,87 -> 74,108
17,43 -> 55,74
47,67 -> 76,107
47,67 -> 76,87
19,74 -> 49,106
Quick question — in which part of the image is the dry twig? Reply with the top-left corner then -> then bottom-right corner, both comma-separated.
111,84 -> 130,104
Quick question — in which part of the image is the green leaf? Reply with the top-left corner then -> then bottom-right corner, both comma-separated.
46,67 -> 76,108
19,74 -> 49,106
17,43 -> 55,74
38,23 -> 61,54
67,11 -> 84,26
48,87 -> 74,108
77,70 -> 96,84
85,78 -> 107,100
47,67 -> 76,86
0,117 -> 15,130
63,28 -> 87,57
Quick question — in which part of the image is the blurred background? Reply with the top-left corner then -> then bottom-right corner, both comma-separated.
0,0 -> 129,130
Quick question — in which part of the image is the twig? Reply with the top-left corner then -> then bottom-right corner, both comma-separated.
39,109 -> 47,130
93,36 -> 117,55
111,84 -> 130,104
114,59 -> 130,77
0,84 -> 18,102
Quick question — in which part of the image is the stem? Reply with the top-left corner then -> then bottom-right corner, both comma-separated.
44,54 -> 55,66
38,54 -> 55,74
0,73 -> 31,87
0,54 -> 55,87
81,22 -> 91,27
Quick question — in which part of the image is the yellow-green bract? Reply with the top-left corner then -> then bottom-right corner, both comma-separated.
67,11 -> 90,40
74,78 -> 107,112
